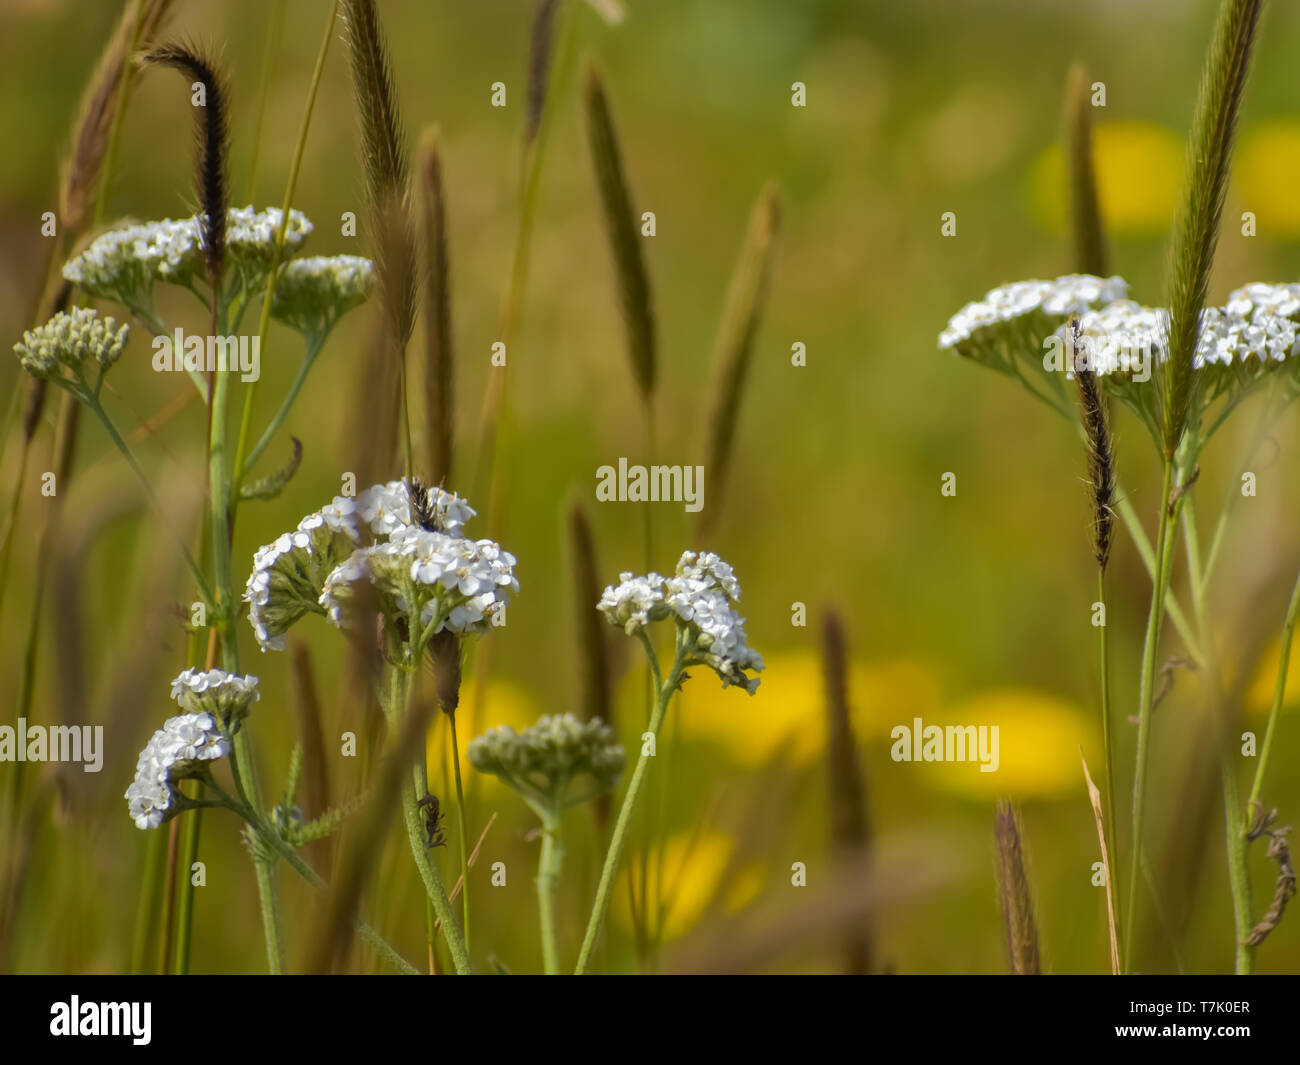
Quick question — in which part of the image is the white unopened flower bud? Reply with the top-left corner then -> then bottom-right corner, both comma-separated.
13,307 -> 129,380
468,714 -> 624,810
272,255 -> 374,341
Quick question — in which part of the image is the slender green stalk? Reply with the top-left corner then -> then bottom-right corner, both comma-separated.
1124,461 -> 1176,973
212,774 -> 419,975
576,635 -> 684,974
173,781 -> 203,973
1183,501 -> 1255,973
129,827 -> 166,973
1248,568 -> 1300,812
241,338 -> 322,474
447,710 -> 472,956
401,777 -> 470,974
81,391 -> 212,601
1097,568 -> 1122,965
230,0 -> 338,502
538,808 -> 564,974
244,0 -> 286,202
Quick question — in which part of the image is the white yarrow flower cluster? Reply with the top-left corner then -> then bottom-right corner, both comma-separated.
63,218 -> 203,306
62,206 -> 314,310
939,274 -> 1128,351
13,307 -> 129,381
356,480 -> 475,538
321,523 -> 518,637
245,497 -> 362,651
125,712 -> 229,830
247,481 -> 514,648
170,668 -> 261,732
598,550 -> 764,693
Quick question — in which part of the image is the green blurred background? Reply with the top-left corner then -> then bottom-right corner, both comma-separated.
2,0 -> 1299,974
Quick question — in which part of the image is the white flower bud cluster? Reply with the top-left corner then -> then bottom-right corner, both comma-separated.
272,255 -> 375,340
939,275 -> 1128,352
125,712 -> 229,830
226,205 -> 313,259
467,713 -> 624,808
170,668 -> 260,732
321,524 -> 518,638
598,550 -> 764,694
14,307 -> 129,380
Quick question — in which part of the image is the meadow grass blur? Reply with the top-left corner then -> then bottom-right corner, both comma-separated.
1,0 -> 1299,974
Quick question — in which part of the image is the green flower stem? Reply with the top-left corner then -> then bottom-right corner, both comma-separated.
1097,568 -> 1122,968
240,337 -> 323,476
537,807 -> 564,975
230,0 -> 338,506
1248,567 -> 1300,812
79,389 -> 213,603
1183,502 -> 1255,973
209,777 -> 420,975
385,666 -> 472,974
226,729 -> 285,973
575,633 -> 687,975
1123,460 -> 1177,974
447,709 -> 472,956
173,782 -> 203,974
401,776 -> 471,974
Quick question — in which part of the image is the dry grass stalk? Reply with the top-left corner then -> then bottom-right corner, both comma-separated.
583,62 -> 656,402
143,43 -> 230,292
306,695 -> 438,973
525,0 -> 562,149
822,609 -> 872,974
1080,752 -> 1120,973
291,642 -> 334,873
994,801 -> 1042,974
343,0 -> 416,351
1159,0 -> 1262,458
1063,63 -> 1107,278
698,183 -> 780,536
418,127 -> 454,487
59,0 -> 175,234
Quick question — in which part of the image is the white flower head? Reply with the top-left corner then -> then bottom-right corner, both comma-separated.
321,526 -> 518,639
667,550 -> 763,694
14,307 -> 129,381
598,551 -> 763,694
125,712 -> 229,830
355,479 -> 476,539
244,497 -> 361,651
597,571 -> 671,634
170,668 -> 260,732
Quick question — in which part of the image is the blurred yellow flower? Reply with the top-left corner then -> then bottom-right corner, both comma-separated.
915,687 -> 1096,800
1238,121 -> 1300,237
1028,120 -> 1182,236
613,829 -> 764,940
1243,638 -> 1299,719
674,649 -> 941,768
